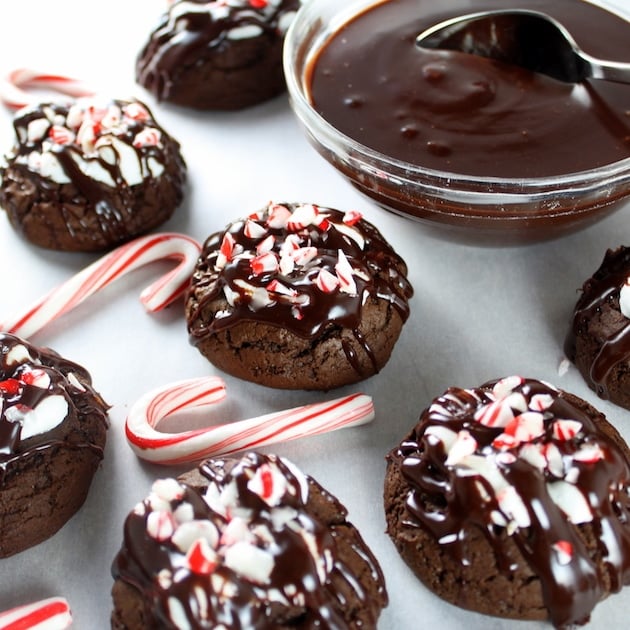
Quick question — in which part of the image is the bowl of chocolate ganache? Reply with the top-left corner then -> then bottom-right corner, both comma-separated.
283,0 -> 630,245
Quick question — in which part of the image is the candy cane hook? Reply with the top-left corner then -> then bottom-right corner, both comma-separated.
0,68 -> 95,111
126,376 -> 375,465
0,233 -> 201,338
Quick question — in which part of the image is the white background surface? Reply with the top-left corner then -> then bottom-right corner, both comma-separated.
0,1 -> 630,628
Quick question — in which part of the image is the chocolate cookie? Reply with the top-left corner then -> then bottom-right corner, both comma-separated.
136,0 -> 301,110
0,333 -> 109,557
185,201 -> 413,390
0,98 -> 186,251
565,246 -> 630,409
384,376 -> 630,628
111,452 -> 388,628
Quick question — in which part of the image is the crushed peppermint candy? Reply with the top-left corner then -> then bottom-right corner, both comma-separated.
0,333 -> 109,466
188,201 -> 412,340
1,343 -> 70,441
113,452 -> 384,627
8,98 -> 167,187
394,375 -> 630,629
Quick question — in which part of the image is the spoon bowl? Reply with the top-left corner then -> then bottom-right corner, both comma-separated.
416,9 -> 630,83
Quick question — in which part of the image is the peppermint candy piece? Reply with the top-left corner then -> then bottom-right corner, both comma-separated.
620,278 -> 630,319
0,597 -> 72,630
552,540 -> 574,566
17,395 -> 69,441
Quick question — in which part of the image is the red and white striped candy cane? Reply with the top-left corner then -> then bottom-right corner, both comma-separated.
0,233 -> 201,339
125,376 -> 375,465
0,68 -> 95,110
0,597 -> 72,630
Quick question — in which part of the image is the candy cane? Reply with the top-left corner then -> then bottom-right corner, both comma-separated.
0,68 -> 95,111
125,376 -> 375,465
0,233 -> 201,339
0,597 -> 72,630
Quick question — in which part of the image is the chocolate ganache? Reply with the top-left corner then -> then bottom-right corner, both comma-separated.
136,0 -> 301,107
387,376 -> 630,627
186,202 -> 412,378
0,333 -> 109,480
565,247 -> 630,403
308,0 -> 630,178
0,98 -> 186,251
112,453 -> 387,628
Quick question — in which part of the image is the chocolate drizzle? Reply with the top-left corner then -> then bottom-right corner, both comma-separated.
186,202 -> 413,377
565,246 -> 630,400
388,377 -> 630,628
0,333 -> 109,481
112,453 -> 387,628
1,98 -> 186,251
136,0 -> 300,103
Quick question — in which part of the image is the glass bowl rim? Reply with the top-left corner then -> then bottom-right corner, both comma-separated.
283,0 -> 630,215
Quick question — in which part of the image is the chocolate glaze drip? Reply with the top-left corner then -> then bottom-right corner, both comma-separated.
308,0 -> 630,178
112,453 -> 386,628
388,378 -> 630,628
565,247 -> 630,399
187,203 -> 413,376
136,0 -> 300,102
0,333 -> 109,480
5,100 -> 182,244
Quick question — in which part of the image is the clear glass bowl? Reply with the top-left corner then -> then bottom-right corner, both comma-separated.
283,0 -> 630,245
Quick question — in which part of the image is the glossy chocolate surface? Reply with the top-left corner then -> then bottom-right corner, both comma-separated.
1,98 -> 186,250
136,0 -> 301,103
0,333 -> 109,478
308,0 -> 630,178
565,246 -> 630,399
388,377 -> 630,627
186,202 -> 412,373
112,453 -> 387,628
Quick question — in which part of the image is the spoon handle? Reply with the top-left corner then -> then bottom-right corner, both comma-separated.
583,53 -> 630,84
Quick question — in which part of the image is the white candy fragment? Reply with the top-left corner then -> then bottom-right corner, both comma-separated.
152,478 -> 186,502
26,117 -> 49,142
247,462 -> 288,506
223,541 -> 274,584
4,344 -> 32,367
547,481 -> 592,524
444,430 -> 477,466
620,279 -> 630,318
172,520 -> 219,553
147,510 -> 176,542
18,394 -> 69,440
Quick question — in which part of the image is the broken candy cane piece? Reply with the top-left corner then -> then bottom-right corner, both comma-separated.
0,233 -> 201,338
0,68 -> 95,110
125,376 -> 375,465
0,597 -> 72,630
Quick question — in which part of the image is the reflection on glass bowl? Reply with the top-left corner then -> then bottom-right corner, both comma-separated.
283,0 -> 630,245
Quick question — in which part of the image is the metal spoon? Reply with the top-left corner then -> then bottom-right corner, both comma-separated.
416,9 -> 630,84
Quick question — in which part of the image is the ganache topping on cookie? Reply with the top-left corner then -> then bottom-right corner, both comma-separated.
389,376 -> 630,628
186,201 -> 412,370
136,0 -> 301,102
5,98 -> 173,189
565,246 -> 630,399
0,333 -> 109,479
0,97 -> 186,251
112,452 -> 386,628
